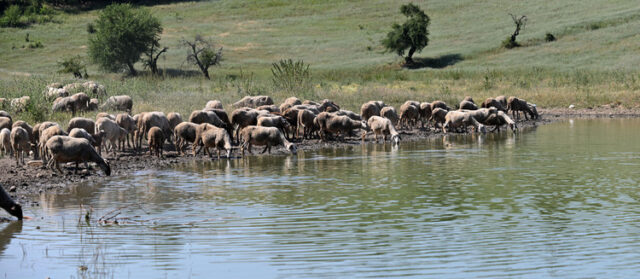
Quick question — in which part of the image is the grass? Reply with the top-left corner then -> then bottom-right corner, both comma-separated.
0,0 -> 639,124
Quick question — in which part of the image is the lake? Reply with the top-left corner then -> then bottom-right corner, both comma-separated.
2,119 -> 640,278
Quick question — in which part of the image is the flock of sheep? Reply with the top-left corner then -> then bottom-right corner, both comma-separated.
0,81 -> 540,177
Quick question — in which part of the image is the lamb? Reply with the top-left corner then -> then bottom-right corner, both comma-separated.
322,115 -> 367,141
0,128 -> 11,156
360,101 -> 385,121
45,135 -> 110,175
429,108 -> 448,128
10,96 -> 30,112
115,113 -> 135,148
0,186 -> 22,220
507,97 -> 538,120
96,117 -> 128,156
364,116 -> 400,145
173,122 -> 199,155
167,112 -> 183,131
135,111 -> 173,151
430,100 -> 451,111
0,117 -> 11,131
201,126 -> 233,159
205,100 -> 224,110
443,111 -> 486,134
484,110 -> 517,132
233,95 -> 274,108
459,100 -> 478,110
380,106 -> 399,126
100,95 -> 133,112
240,126 -> 297,156
481,97 -> 507,112
296,109 -> 317,139
257,115 -> 290,139
10,127 -> 30,166
147,127 -> 165,157
399,102 -> 420,129
419,102 -> 432,128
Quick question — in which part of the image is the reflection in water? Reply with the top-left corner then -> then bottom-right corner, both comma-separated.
0,221 -> 22,256
2,119 -> 640,278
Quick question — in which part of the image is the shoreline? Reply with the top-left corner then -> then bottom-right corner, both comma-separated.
1,109 -> 638,209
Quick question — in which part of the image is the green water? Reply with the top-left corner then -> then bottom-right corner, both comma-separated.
1,119 -> 640,278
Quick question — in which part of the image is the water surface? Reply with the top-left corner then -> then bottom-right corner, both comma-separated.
2,119 -> 640,278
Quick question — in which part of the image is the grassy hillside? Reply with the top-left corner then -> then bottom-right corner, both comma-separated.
0,0 -> 639,123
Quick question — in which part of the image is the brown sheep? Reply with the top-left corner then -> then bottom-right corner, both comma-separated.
335,110 -> 362,121
0,117 -> 11,131
45,135 -> 110,175
67,117 -> 95,134
11,121 -> 34,155
1,128 -> 12,156
230,108 -> 267,143
419,102 -> 432,128
70,92 -> 90,112
0,111 -> 11,121
96,112 -> 116,121
318,99 -> 340,112
189,110 -> 226,127
257,115 -> 290,139
507,97 -> 538,120
52,96 -> 77,114
443,111 -> 486,134
69,128 -> 96,145
364,116 -> 400,145
39,124 -> 67,163
485,110 -> 517,132
430,100 -> 451,112
481,97 -> 507,112
240,126 -> 297,156
135,111 -> 173,152
115,113 -> 135,149
462,107 -> 498,124
88,98 -> 99,111
463,96 -> 475,104
256,105 -> 280,113
100,95 -> 133,112
174,122 -> 199,155
459,100 -> 478,110
167,112 -> 183,131
282,97 -> 302,106
192,123 -> 219,155
360,101 -> 383,121
96,117 -> 127,156
201,126 -> 233,159
399,102 -> 420,129
495,95 -> 507,108
233,95 -> 274,108
297,109 -> 317,139
10,127 -> 30,166
322,115 -> 367,141
205,100 -> 224,110
147,126 -> 164,157
202,108 -> 233,141
430,108 -> 448,128
380,106 -> 399,126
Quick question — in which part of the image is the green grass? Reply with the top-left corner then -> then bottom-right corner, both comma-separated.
1,0 -> 639,124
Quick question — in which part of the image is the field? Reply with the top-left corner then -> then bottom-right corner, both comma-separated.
1,0 -> 639,123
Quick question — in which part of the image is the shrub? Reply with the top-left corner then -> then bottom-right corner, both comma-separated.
86,22 -> 95,33
57,55 -> 86,78
271,59 -> 312,94
501,36 -> 520,49
0,5 -> 23,27
545,33 -> 556,42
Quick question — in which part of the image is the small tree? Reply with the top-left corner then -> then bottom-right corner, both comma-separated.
142,40 -> 168,76
271,59 -> 311,94
57,55 -> 86,78
382,3 -> 430,64
183,35 -> 222,79
88,4 -> 162,76
503,14 -> 527,49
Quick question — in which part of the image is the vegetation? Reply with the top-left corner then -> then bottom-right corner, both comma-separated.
0,1 -> 55,27
57,55 -> 86,78
382,3 -> 430,64
271,59 -> 311,95
88,3 -> 161,76
182,35 -> 223,79
502,14 -> 527,49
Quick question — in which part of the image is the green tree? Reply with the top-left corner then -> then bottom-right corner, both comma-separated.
88,4 -> 161,76
183,35 -> 222,79
382,3 -> 430,64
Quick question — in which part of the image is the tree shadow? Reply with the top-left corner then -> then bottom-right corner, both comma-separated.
60,0 -> 203,13
404,53 -> 464,69
151,68 -> 204,78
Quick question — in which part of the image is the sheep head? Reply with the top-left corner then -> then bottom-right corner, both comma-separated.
101,160 -> 111,176
7,203 -> 23,220
478,124 -> 487,134
391,134 -> 400,146
285,142 -> 297,155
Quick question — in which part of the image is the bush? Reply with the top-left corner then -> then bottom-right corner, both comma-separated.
27,41 -> 43,48
271,59 -> 312,94
0,5 -> 23,27
501,36 -> 520,49
86,22 -> 95,33
545,33 -> 556,42
57,55 -> 86,78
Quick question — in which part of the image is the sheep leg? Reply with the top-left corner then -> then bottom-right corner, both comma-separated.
75,162 -> 79,174
261,145 -> 269,154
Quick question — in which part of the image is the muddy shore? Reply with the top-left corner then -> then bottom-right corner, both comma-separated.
1,108 -> 639,209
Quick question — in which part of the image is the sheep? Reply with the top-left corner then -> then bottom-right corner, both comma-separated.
443,111 -> 486,134
380,106 -> 399,126
45,135 -> 110,175
67,117 -> 96,134
507,97 -> 538,120
495,95 -> 507,108
0,111 -> 11,121
70,92 -> 90,112
44,87 -> 68,100
35,121 -> 58,152
38,124 -> 67,163
322,115 -> 367,141
10,96 -> 30,112
82,81 -> 106,97
364,116 -> 400,145
11,121 -> 34,155
69,128 -> 96,145
189,110 -> 226,128
318,99 -> 340,112
147,127 -> 165,157
115,113 -> 135,149
256,105 -> 280,113
96,117 -> 127,156
192,123 -> 219,155
419,102 -> 432,128
0,117 -> 11,131
484,110 -> 517,132
297,109 -> 317,139
463,96 -> 475,104
230,108 -> 267,143
399,102 -> 420,129
481,97 -> 507,112
0,186 -> 22,220
283,97 -> 302,106
88,98 -> 99,111
257,115 -> 290,139
201,126 -> 233,159
0,128 -> 11,156
233,95 -> 274,108
10,127 -> 30,166
335,109 -> 362,121
430,108 -> 448,128
52,96 -> 76,114
430,100 -> 451,111
135,111 -> 173,151
462,107 -> 498,124
205,100 -> 224,110
96,112 -> 116,121
240,126 -> 297,156
63,82 -> 83,93
202,108 -> 233,141
459,100 -> 478,110
167,112 -> 183,131
360,101 -> 386,121
291,104 -> 320,114
173,122 -> 198,155
100,95 -> 132,112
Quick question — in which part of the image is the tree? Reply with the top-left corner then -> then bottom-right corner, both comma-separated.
88,4 -> 162,76
382,3 -> 430,64
57,55 -> 86,78
142,41 -> 168,76
503,14 -> 527,49
183,35 -> 222,79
